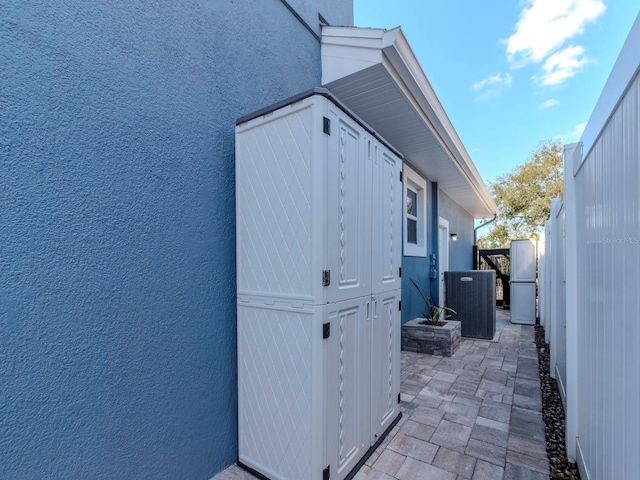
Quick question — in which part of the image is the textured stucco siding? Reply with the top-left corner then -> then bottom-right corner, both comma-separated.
401,181 -> 436,323
286,0 -> 354,34
1,1 -> 352,479
401,183 -> 476,323
438,190 -> 475,271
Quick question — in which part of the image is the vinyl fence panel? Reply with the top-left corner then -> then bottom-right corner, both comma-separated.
565,63 -> 640,480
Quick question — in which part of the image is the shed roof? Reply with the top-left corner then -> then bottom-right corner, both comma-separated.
321,26 -> 498,218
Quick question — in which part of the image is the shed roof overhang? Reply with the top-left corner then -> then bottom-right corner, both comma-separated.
321,26 -> 498,218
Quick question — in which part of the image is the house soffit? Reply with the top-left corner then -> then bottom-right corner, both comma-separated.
321,25 -> 498,219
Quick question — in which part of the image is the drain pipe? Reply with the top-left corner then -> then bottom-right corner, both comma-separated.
473,214 -> 498,269
474,214 -> 498,244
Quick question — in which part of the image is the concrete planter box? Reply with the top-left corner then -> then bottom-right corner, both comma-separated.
401,318 -> 462,357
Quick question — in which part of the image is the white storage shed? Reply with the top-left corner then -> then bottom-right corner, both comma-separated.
236,89 -> 403,480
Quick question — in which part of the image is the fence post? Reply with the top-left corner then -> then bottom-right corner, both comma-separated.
548,199 -> 559,378
543,220 -> 551,344
472,245 -> 478,270
563,142 -> 582,462
538,228 -> 546,332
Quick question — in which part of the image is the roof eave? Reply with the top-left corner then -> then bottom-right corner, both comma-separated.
322,26 -> 498,219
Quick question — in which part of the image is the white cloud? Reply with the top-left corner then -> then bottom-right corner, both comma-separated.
506,0 -> 605,66
472,73 -> 513,91
555,121 -> 587,142
536,45 -> 589,85
472,73 -> 513,101
539,98 -> 559,108
570,121 -> 587,140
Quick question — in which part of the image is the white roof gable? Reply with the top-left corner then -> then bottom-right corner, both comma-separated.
322,26 -> 498,218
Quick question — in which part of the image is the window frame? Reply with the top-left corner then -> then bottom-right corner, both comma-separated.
403,165 -> 427,257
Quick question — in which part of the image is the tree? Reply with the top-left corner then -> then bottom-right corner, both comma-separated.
478,140 -> 563,248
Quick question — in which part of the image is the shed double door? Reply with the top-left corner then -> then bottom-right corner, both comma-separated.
325,290 -> 400,480
323,106 -> 402,480
325,105 -> 402,302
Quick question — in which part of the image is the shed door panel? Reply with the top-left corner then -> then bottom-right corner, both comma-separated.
326,297 -> 371,480
326,111 -> 370,303
371,290 -> 400,441
372,145 -> 402,294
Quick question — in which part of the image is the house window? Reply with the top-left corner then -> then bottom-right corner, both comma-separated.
403,165 -> 427,257
406,188 -> 418,244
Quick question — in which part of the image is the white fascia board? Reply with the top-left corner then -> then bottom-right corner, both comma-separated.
322,26 -> 498,218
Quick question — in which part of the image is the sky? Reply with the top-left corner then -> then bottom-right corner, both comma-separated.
354,0 -> 640,184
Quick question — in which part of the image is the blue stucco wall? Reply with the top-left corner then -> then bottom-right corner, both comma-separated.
401,181 -> 476,323
401,181 -> 437,323
288,0 -> 353,35
1,1 -> 351,478
439,191 -> 475,271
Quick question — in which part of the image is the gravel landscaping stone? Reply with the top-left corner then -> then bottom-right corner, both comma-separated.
535,325 -> 581,480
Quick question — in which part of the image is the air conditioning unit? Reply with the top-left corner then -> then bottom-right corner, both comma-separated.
445,271 -> 496,340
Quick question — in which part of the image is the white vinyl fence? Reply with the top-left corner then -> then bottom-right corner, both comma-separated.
540,199 -> 567,403
541,17 -> 640,480
538,229 -> 546,336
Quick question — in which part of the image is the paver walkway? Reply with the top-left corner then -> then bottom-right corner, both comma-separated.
214,312 -> 549,480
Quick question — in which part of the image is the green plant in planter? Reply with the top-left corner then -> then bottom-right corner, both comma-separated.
410,278 -> 457,326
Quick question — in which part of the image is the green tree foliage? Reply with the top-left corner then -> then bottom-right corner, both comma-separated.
478,140 -> 563,248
